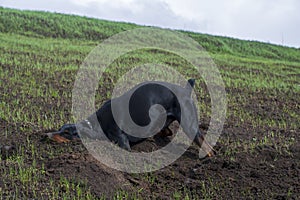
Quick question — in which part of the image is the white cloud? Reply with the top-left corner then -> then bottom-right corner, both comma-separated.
0,0 -> 299,47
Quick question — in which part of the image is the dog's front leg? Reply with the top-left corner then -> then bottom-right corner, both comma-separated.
115,132 -> 131,151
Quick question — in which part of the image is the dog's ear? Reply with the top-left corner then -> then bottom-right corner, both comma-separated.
186,79 -> 195,95
187,79 -> 195,88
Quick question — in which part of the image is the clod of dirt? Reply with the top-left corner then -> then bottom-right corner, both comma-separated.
0,145 -> 16,159
289,143 -> 300,159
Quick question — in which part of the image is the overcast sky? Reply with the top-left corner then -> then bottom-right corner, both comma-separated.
1,0 -> 299,48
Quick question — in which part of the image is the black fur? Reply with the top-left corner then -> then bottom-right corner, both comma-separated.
57,79 -> 204,151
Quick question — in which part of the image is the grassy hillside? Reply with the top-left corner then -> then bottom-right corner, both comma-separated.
0,7 -> 138,40
0,7 -> 299,199
1,7 -> 299,92
1,6 -> 300,62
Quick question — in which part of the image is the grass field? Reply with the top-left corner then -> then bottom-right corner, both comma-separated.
0,7 -> 299,199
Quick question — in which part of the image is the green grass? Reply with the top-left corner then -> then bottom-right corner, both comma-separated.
0,6 -> 299,200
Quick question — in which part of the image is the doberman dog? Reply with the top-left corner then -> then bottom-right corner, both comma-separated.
46,79 -> 215,157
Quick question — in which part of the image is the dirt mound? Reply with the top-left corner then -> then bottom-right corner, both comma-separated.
44,152 -> 131,198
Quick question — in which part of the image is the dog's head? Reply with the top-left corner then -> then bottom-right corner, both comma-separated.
58,124 -> 79,139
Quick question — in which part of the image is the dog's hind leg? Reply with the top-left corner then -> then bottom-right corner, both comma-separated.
193,132 -> 215,157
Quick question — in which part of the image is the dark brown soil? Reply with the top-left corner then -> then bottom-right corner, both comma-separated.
0,86 -> 299,199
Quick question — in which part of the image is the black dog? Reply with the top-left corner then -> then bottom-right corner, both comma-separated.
47,79 -> 214,156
